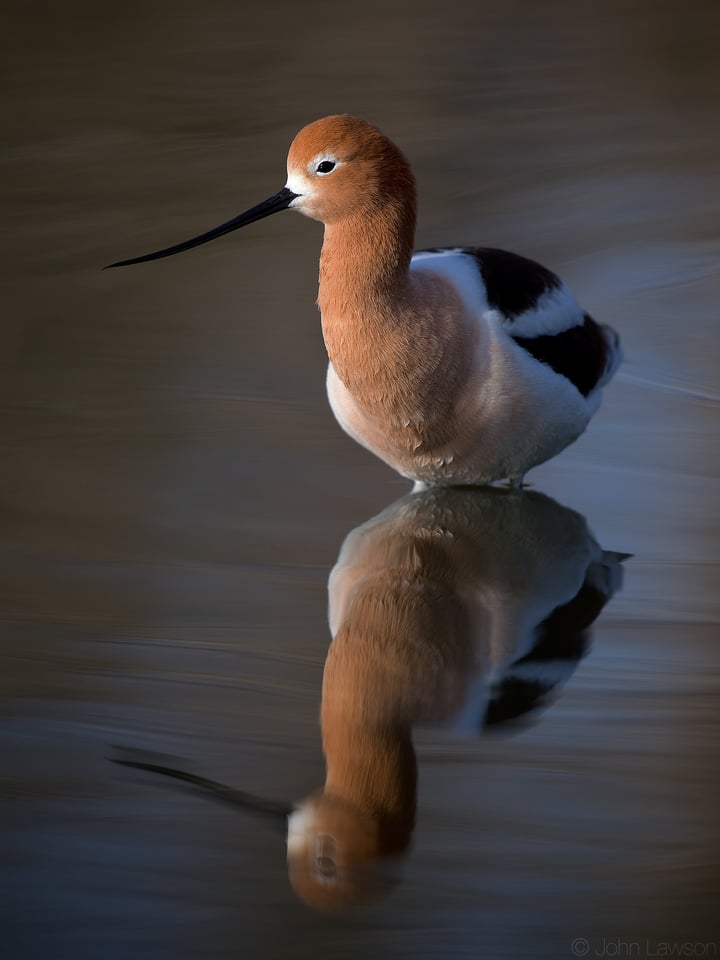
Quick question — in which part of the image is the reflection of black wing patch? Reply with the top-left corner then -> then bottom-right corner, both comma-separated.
484,598 -> 592,727
485,562 -> 621,728
511,313 -> 611,397
466,246 -> 562,318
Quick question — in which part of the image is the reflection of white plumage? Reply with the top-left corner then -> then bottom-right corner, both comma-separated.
288,487 -> 627,909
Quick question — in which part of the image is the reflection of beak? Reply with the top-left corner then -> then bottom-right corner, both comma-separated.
105,187 -> 298,268
110,754 -> 292,830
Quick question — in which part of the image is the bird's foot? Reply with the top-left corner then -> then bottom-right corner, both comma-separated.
502,475 -> 530,491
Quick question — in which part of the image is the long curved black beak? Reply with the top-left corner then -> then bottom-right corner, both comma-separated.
105,187 -> 298,268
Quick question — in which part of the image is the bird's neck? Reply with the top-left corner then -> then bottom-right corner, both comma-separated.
322,723 -> 416,854
317,200 -> 469,425
320,622 -> 417,852
318,197 -> 416,318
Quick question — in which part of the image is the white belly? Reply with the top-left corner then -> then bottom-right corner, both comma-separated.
326,323 -> 597,486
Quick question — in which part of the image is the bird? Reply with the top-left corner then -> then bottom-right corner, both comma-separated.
107,114 -> 622,487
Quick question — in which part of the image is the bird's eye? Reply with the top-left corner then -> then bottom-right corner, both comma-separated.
315,160 -> 336,175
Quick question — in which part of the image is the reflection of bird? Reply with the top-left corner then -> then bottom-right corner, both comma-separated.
108,115 -> 621,487
110,489 -> 627,912
287,487 -> 627,909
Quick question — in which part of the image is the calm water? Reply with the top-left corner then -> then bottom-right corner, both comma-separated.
1,1 -> 719,957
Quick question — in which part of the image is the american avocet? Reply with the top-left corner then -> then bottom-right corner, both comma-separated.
108,115 -> 622,487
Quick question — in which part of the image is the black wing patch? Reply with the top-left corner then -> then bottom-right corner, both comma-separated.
511,313 -> 611,397
466,247 -> 561,318
465,247 -> 610,396
418,246 -> 561,317
415,246 -> 615,397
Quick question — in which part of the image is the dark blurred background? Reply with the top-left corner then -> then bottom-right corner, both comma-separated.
1,1 -> 719,957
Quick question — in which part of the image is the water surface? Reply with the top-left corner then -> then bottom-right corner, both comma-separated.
1,2 -> 719,958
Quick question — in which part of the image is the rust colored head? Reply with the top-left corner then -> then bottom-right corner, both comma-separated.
106,114 -> 416,267
285,114 -> 416,224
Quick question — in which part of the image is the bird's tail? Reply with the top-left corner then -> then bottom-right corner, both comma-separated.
599,323 -> 623,386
